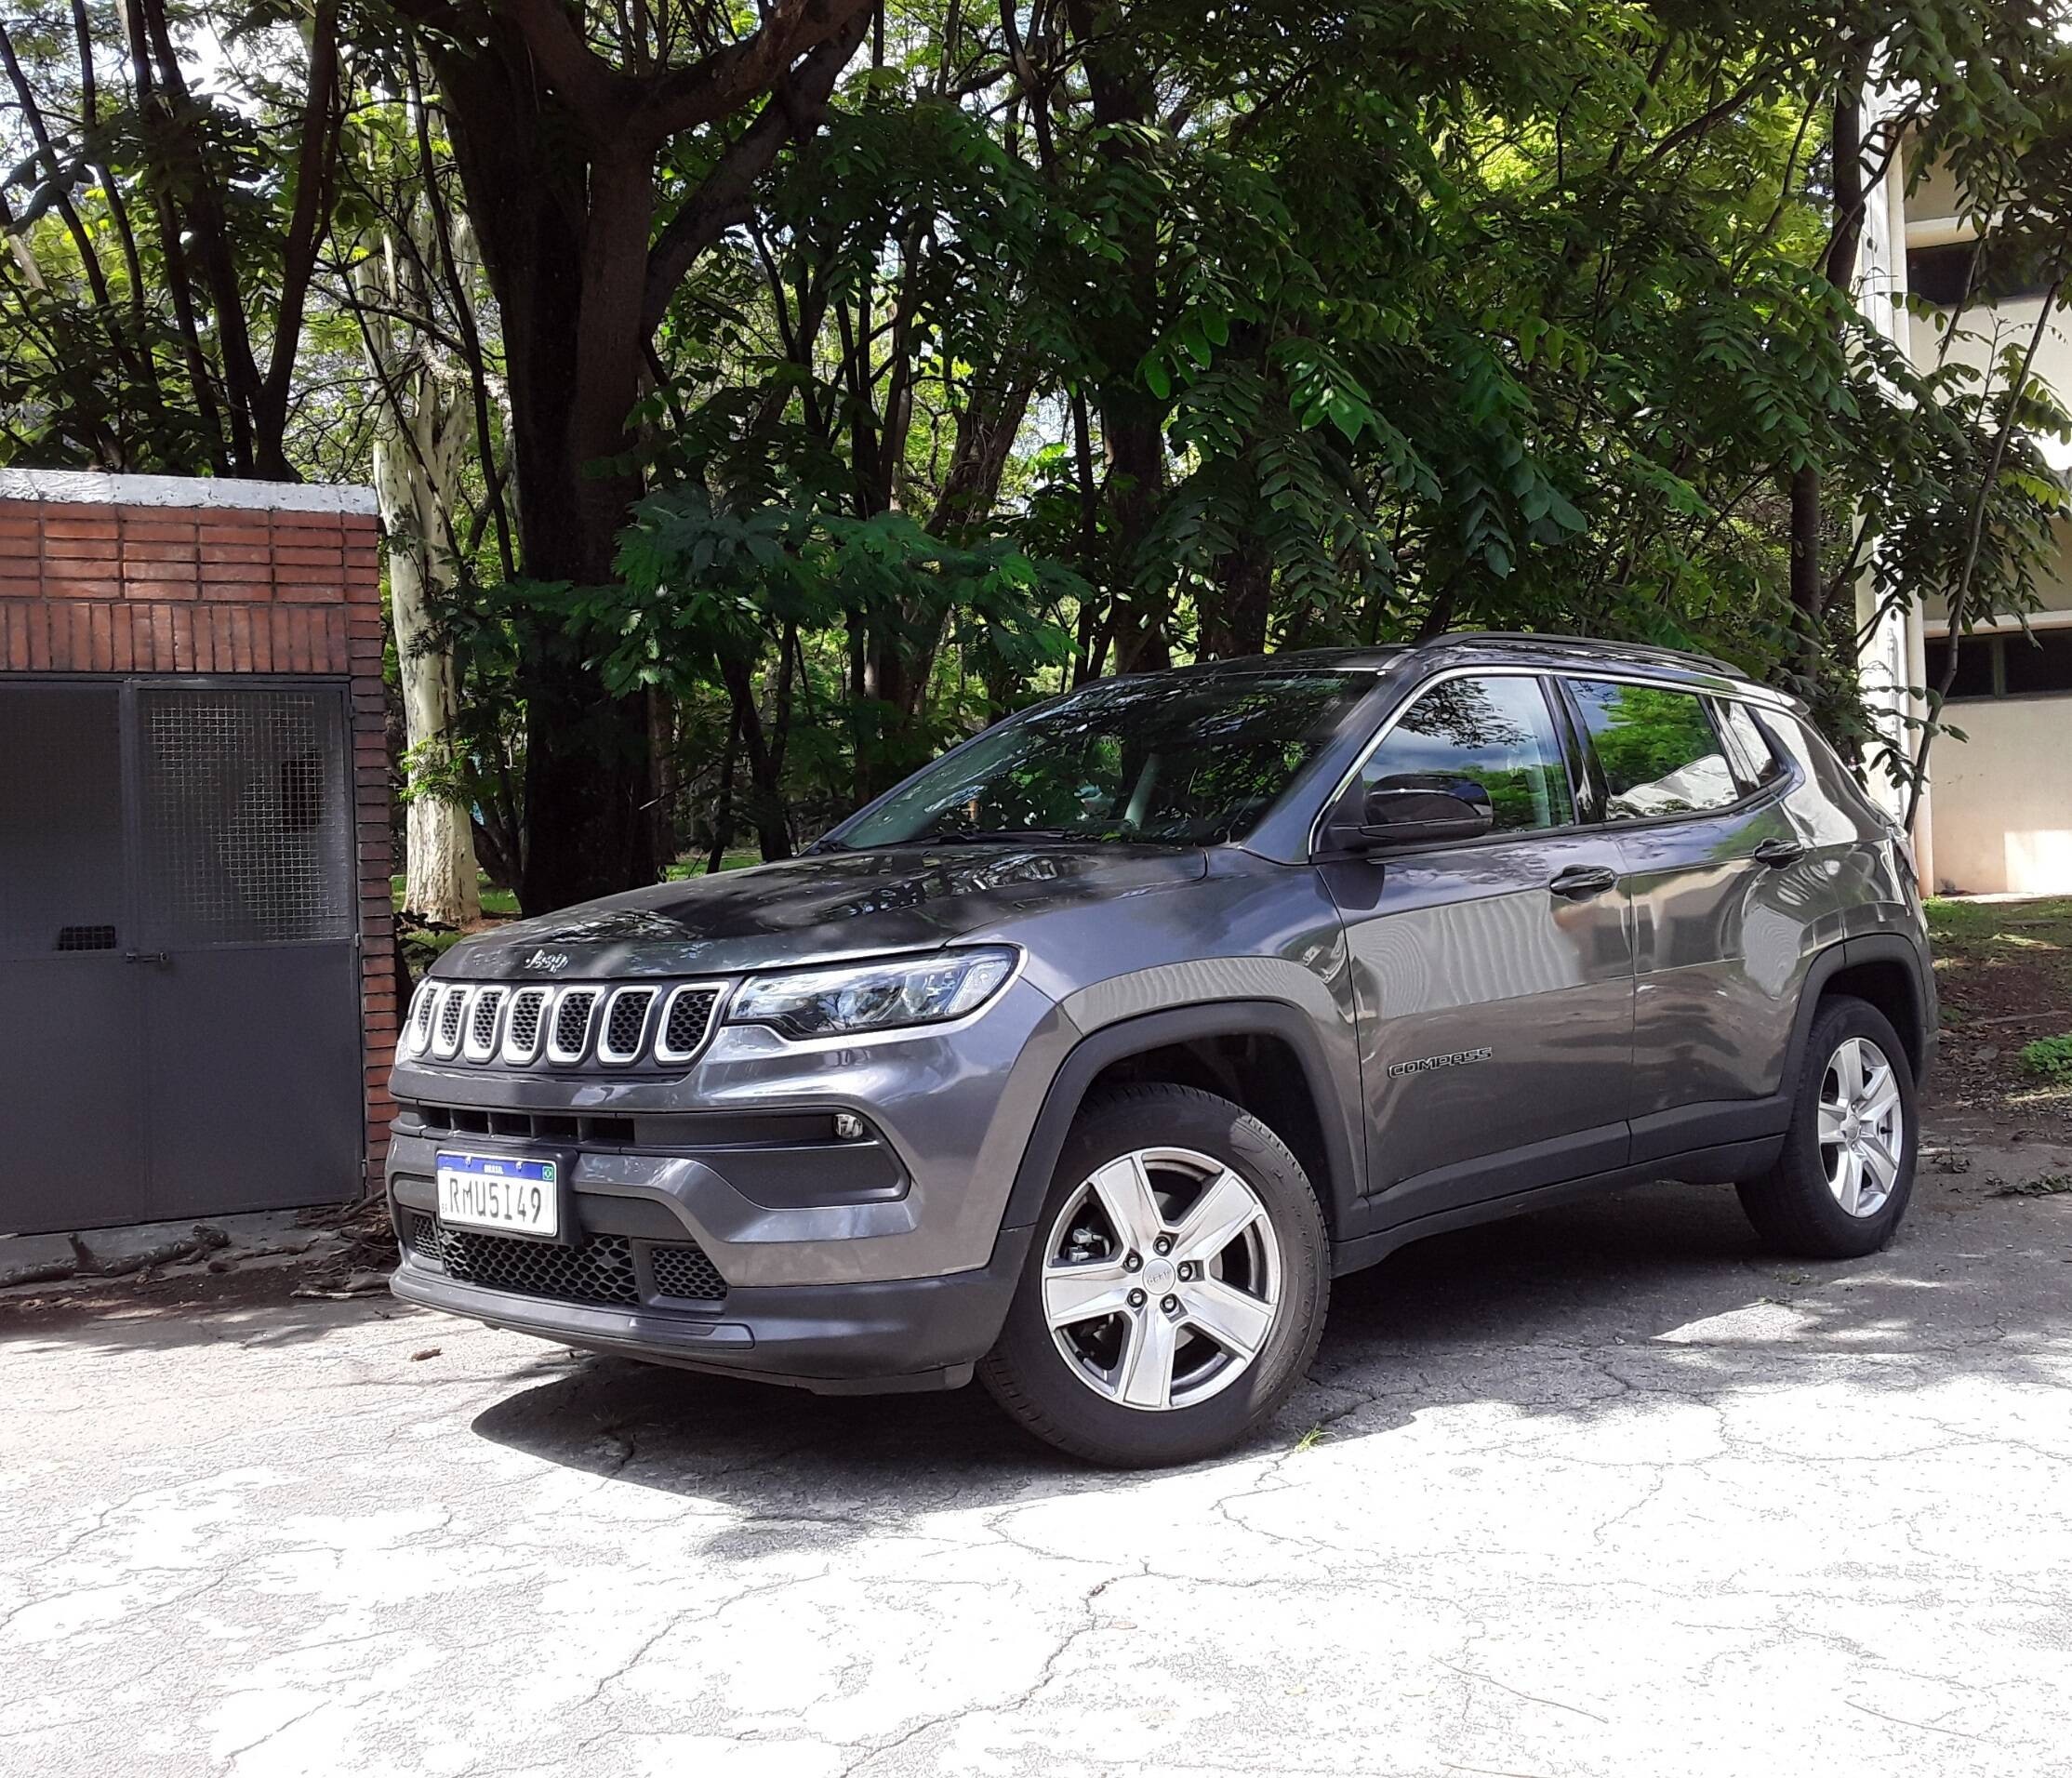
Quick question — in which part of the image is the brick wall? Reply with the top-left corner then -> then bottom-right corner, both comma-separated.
0,482 -> 394,1188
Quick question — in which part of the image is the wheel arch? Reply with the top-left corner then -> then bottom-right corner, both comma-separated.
1785,934 -> 1933,1087
1000,1002 -> 1364,1241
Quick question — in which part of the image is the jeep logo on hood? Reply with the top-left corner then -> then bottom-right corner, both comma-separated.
524,949 -> 572,974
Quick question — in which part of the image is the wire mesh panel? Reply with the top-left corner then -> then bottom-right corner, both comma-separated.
135,686 -> 354,947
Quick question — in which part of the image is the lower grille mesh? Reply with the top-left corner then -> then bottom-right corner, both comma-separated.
436,1226 -> 640,1307
406,1212 -> 727,1308
650,1242 -> 727,1301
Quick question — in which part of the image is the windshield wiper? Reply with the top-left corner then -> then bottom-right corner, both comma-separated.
896,827 -> 1077,846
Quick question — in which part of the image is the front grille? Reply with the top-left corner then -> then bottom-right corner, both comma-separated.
405,1211 -> 728,1308
403,978 -> 728,1073
650,1242 -> 727,1301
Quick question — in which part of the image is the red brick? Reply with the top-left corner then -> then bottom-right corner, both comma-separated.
201,579 -> 273,604
124,576 -> 200,603
44,574 -> 122,600
5,602 -> 28,669
117,515 -> 196,541
0,556 -> 39,585
198,546 -> 275,570
25,604 -> 50,669
110,606 -> 133,671
277,579 -> 339,604
194,515 -> 273,542
39,514 -> 118,540
88,603 -> 114,671
42,534 -> 123,561
0,511 -> 41,537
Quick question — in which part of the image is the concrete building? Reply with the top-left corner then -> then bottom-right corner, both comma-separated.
1858,129 -> 2072,895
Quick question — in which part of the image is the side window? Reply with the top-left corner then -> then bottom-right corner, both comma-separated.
1360,676 -> 1572,833
1567,680 -> 1741,821
1712,700 -> 1785,797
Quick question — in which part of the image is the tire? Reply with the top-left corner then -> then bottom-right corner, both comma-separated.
1736,994 -> 1918,1259
979,1083 -> 1330,1467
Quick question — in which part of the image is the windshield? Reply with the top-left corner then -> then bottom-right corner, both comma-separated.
832,669 -> 1375,850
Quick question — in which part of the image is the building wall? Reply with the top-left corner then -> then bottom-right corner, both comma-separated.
1918,692 -> 2072,895
0,472 -> 395,1181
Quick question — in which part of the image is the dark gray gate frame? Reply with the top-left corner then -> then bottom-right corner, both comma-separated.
1,670 -> 368,1233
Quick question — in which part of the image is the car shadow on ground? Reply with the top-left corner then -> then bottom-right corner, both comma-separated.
467,1168 -> 2071,1540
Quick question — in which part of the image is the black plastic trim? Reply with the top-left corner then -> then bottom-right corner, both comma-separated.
390,1225 -> 1032,1392
1001,1001 -> 1364,1234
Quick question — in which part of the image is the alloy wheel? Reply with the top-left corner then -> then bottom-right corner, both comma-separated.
1817,1035 -> 1905,1218
1040,1146 -> 1282,1412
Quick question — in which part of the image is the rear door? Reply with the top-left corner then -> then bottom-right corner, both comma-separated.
1316,670 -> 1636,1224
1559,677 -> 1827,1162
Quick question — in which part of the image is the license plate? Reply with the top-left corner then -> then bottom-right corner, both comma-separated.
436,1152 -> 559,1239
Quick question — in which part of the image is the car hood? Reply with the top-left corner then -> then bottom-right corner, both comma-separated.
438,843 -> 1209,981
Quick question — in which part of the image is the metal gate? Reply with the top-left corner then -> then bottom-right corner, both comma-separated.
1,678 -> 364,1235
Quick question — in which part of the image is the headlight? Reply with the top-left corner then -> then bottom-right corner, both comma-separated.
728,948 -> 1017,1039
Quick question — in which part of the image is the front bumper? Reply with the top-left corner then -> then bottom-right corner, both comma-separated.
390,1221 -> 1031,1393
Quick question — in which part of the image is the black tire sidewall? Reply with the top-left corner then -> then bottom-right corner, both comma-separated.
983,1084 -> 1329,1466
1767,997 -> 1919,1254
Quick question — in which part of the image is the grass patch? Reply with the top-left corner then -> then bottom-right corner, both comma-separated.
2023,1034 -> 2072,1081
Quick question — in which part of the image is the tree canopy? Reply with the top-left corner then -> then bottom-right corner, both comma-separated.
5,0 -> 2069,909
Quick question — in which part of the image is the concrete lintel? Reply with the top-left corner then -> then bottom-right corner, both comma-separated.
0,468 -> 378,517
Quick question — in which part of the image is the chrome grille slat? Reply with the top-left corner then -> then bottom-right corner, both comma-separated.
547,988 -> 600,1065
598,987 -> 657,1064
463,987 -> 505,1062
431,983 -> 471,1059
500,986 -> 551,1065
656,985 -> 722,1064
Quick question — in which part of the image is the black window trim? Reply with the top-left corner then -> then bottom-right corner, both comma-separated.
1307,664 -> 1803,858
1308,665 -> 1587,859
1551,675 -> 1801,836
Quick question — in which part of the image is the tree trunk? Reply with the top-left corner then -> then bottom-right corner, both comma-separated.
356,226 -> 482,930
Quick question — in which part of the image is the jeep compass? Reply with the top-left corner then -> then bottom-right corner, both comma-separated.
388,635 -> 1934,1466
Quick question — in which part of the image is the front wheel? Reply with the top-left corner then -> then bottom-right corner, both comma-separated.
979,1084 -> 1329,1467
1737,994 -> 1918,1258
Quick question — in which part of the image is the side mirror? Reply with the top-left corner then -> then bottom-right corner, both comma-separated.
1331,773 -> 1494,850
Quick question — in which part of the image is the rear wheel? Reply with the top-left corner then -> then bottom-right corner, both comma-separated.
1737,995 -> 1917,1258
980,1084 -> 1329,1467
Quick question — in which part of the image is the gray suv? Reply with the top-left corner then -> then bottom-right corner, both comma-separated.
388,634 -> 1934,1466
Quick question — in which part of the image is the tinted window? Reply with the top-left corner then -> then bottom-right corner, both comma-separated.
1713,700 -> 1785,796
837,670 -> 1375,849
1569,680 -> 1740,820
1359,676 -> 1571,833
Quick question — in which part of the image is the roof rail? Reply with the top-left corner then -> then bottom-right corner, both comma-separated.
1420,630 -> 1744,678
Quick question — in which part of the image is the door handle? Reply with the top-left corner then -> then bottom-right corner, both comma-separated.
1752,837 -> 1805,869
123,949 -> 170,966
1548,865 -> 1618,900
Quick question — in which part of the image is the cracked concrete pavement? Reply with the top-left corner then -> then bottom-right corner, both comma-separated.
4,1138 -> 2070,1778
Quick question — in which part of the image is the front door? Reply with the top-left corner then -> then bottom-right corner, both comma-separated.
1316,671 -> 1636,1224
0,679 -> 364,1236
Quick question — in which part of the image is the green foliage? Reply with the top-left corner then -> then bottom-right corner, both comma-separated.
2020,1035 -> 2072,1082
7,0 -> 2072,878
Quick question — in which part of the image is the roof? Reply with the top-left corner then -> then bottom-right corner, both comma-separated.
1167,630 -> 1755,686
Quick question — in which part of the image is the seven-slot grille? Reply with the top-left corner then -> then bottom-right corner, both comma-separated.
403,977 -> 723,1072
